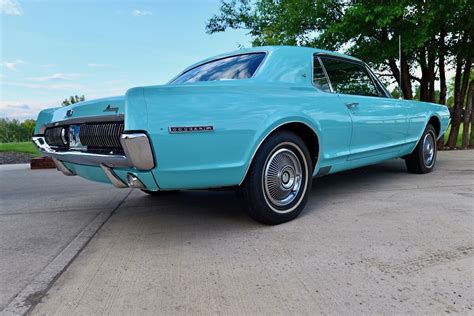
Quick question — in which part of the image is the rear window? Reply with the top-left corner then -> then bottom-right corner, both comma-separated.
171,53 -> 266,84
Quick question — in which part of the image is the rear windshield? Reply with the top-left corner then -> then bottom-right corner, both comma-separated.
171,53 -> 266,84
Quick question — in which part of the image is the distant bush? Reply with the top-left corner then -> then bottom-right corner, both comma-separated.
0,118 -> 36,143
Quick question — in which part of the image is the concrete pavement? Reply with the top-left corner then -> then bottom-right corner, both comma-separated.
0,164 -> 130,314
28,150 -> 474,315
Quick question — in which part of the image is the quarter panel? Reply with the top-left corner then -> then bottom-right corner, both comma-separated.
143,82 -> 352,189
403,100 -> 450,155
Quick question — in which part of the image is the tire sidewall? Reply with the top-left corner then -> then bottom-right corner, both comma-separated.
417,125 -> 437,173
249,132 -> 313,223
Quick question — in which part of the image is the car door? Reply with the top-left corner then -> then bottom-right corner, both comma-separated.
319,56 -> 410,160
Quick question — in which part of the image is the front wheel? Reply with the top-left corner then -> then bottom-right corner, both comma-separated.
237,131 -> 313,225
405,124 -> 437,174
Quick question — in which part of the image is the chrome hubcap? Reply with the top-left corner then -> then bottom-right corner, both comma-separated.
264,148 -> 303,207
423,132 -> 435,167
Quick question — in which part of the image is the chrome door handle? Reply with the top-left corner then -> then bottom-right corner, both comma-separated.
345,102 -> 359,109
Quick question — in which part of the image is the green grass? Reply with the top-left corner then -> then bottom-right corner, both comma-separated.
0,142 -> 41,156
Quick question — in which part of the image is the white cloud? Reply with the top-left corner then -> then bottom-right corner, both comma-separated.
1,59 -> 25,71
0,0 -> 23,16
132,9 -> 152,16
27,73 -> 83,82
0,100 -> 39,121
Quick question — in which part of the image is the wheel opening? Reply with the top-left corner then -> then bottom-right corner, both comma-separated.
270,122 -> 319,170
428,116 -> 440,138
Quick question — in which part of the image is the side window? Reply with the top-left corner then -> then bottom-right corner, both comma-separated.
366,66 -> 390,97
313,56 -> 331,92
320,57 -> 380,97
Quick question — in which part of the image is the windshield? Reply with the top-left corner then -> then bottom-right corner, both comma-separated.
171,53 -> 266,84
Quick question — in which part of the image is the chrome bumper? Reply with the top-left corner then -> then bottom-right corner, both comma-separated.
32,133 -> 155,170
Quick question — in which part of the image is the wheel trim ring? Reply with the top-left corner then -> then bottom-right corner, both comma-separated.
422,131 -> 436,168
261,142 -> 309,214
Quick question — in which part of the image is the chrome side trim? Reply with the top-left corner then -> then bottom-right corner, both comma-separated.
100,164 -> 128,188
38,114 -> 124,134
238,121 -> 321,186
52,158 -> 75,176
120,134 -> 155,170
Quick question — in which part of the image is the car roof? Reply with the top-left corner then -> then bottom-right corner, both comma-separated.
173,45 -> 362,82
231,46 -> 361,62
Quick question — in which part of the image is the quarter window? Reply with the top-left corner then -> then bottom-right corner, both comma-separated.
171,53 -> 266,84
320,57 -> 380,96
313,57 -> 331,92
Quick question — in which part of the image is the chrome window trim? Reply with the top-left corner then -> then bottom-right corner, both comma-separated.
317,56 -> 334,92
311,53 -> 334,93
311,54 -> 333,93
38,114 -> 124,134
364,64 -> 392,98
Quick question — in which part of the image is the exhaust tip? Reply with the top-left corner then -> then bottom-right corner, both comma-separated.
127,173 -> 145,189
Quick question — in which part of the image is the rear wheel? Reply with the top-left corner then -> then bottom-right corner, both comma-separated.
405,124 -> 437,174
238,131 -> 313,225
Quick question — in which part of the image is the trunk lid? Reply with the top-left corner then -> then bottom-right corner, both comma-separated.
50,96 -> 125,123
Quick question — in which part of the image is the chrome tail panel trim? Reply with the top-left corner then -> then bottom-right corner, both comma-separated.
33,132 -> 155,170
100,164 -> 129,188
33,136 -> 132,168
52,158 -> 76,176
120,133 -> 155,170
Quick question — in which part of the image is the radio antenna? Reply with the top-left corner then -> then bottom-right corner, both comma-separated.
399,35 -> 404,99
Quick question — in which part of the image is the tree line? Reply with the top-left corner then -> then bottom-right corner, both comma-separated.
207,0 -> 473,148
0,96 -> 85,143
0,118 -> 36,143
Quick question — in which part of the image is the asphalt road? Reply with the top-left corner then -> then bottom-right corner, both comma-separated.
1,150 -> 473,314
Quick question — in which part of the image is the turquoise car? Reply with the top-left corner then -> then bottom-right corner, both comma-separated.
33,46 -> 450,224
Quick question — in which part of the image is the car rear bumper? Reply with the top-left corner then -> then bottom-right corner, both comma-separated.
32,132 -> 155,170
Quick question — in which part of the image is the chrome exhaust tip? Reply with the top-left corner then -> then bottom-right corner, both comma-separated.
127,173 -> 145,189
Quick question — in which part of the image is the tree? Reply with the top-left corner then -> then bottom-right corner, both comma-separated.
207,0 -> 474,148
0,118 -> 36,142
62,95 -> 85,106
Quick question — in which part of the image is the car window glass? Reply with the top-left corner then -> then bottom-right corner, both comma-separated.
313,57 -> 331,92
366,66 -> 390,97
171,53 -> 266,84
320,57 -> 379,96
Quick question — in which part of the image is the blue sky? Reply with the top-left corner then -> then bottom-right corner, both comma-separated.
0,0 -> 251,120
